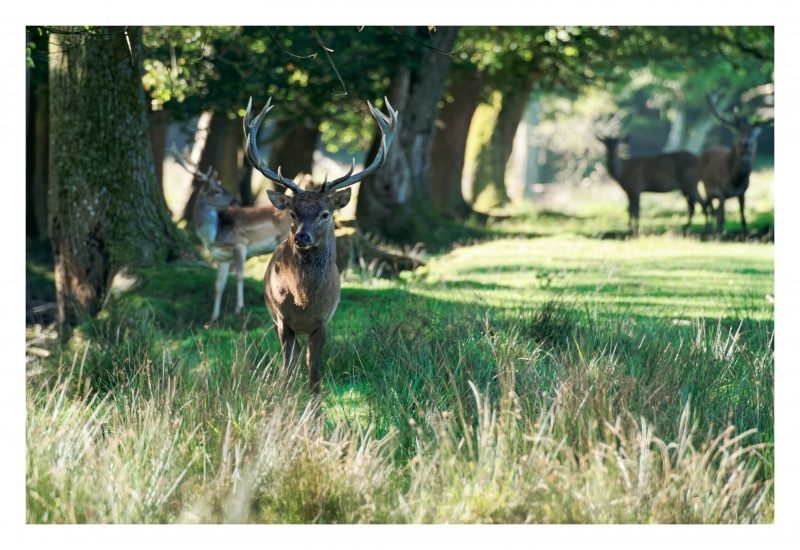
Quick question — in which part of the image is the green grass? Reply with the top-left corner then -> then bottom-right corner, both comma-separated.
25,172 -> 774,524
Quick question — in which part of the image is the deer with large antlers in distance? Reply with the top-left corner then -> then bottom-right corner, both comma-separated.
700,92 -> 773,238
170,145 -> 291,324
244,96 -> 398,396
596,129 -> 709,236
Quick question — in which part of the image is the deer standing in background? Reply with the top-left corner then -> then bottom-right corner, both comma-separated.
171,145 -> 290,324
244,96 -> 397,395
700,92 -> 773,238
597,133 -> 709,236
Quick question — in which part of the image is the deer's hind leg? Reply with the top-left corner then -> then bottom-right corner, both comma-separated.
738,194 -> 748,238
627,192 -> 640,236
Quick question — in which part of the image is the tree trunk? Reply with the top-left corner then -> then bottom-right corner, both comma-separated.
147,109 -> 169,191
48,26 -> 186,326
356,25 -> 459,243
468,79 -> 535,211
180,112 -> 247,223
27,87 -> 49,240
240,162 -> 255,207
178,111 -> 212,223
267,115 -> 321,185
430,68 -> 486,218
200,114 -> 243,196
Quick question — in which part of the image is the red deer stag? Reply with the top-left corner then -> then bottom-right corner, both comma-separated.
244,97 -> 398,395
596,132 -> 709,236
700,92 -> 773,238
170,145 -> 290,324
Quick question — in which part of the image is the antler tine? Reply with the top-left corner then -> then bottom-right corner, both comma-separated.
169,142 -> 198,175
322,159 -> 355,193
323,97 -> 398,194
243,97 -> 304,195
169,141 -> 218,184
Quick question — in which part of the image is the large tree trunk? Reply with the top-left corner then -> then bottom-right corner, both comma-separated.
355,26 -> 459,243
48,26 -> 186,326
430,67 -> 486,219
27,88 -> 49,240
468,79 -> 535,211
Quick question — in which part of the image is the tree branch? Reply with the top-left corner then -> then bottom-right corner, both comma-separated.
310,27 -> 347,97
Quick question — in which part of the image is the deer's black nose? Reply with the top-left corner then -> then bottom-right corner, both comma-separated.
295,232 -> 312,248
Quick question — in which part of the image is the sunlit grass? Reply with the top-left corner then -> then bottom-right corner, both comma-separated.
26,167 -> 774,524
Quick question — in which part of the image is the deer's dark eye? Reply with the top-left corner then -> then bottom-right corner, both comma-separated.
321,212 -> 330,220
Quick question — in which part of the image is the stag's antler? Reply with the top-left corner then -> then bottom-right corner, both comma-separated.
706,92 -> 741,129
244,98 -> 306,196
243,96 -> 398,197
596,109 -> 632,141
169,143 -> 215,183
707,91 -> 775,131
322,98 -> 398,194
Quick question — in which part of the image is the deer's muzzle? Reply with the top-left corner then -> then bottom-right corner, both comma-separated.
294,232 -> 313,250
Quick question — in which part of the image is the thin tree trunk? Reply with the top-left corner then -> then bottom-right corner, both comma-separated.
48,26 -> 186,327
178,111 -> 212,224
430,68 -> 486,218
147,109 -> 169,191
356,26 -> 459,243
27,89 -> 49,240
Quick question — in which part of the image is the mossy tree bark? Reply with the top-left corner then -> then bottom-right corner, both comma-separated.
48,26 -> 187,326
355,26 -> 459,244
468,76 -> 535,211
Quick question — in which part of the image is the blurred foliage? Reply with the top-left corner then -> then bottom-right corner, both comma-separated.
525,26 -> 774,184
141,26 -> 410,155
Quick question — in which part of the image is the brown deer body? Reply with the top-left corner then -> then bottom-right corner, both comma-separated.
244,97 -> 397,395
171,146 -> 290,324
699,93 -> 772,238
598,136 -> 709,235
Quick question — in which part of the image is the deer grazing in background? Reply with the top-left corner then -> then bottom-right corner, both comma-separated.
700,92 -> 773,238
596,131 -> 709,236
244,96 -> 397,395
170,145 -> 291,324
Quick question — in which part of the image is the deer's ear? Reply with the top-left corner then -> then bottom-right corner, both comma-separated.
267,190 -> 295,210
331,188 -> 352,210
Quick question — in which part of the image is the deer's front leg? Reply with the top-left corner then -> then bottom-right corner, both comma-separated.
234,244 -> 247,315
277,323 -> 301,375
307,326 -> 327,396
738,195 -> 748,238
716,199 -> 726,238
211,261 -> 231,324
